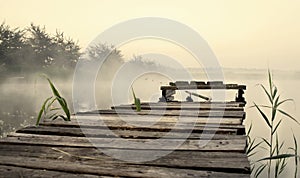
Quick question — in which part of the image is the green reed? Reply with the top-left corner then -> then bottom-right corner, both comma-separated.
131,87 -> 141,112
247,69 -> 299,178
36,75 -> 70,126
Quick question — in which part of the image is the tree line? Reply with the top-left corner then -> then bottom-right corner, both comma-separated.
0,22 -> 164,81
0,22 -> 81,78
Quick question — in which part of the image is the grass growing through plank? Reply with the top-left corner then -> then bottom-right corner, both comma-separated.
132,87 -> 141,112
247,69 -> 299,178
36,75 -> 70,126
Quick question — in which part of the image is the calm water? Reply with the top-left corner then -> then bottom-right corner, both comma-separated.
0,68 -> 299,177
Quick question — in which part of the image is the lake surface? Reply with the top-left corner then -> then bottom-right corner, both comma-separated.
0,68 -> 299,177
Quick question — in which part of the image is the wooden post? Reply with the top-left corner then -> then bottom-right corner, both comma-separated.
160,89 -> 175,102
235,89 -> 246,103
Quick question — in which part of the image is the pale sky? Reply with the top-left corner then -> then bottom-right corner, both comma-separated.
1,0 -> 300,70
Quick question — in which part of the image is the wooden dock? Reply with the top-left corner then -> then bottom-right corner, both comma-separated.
0,82 -> 250,177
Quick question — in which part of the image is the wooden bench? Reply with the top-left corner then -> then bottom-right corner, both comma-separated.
160,81 -> 246,104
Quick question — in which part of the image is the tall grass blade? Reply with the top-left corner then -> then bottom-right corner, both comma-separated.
292,133 -> 298,178
293,134 -> 298,157
275,159 -> 279,178
247,139 -> 263,155
250,164 -> 256,173
258,154 -> 298,162
273,86 -> 278,99
268,69 -> 273,99
279,141 -> 285,150
247,122 -> 253,136
271,107 -> 277,121
275,134 -> 279,154
131,87 -> 141,112
272,120 -> 282,135
45,98 -> 56,112
271,146 -> 277,157
254,164 -> 267,178
254,102 -> 271,128
279,158 -> 287,175
50,107 -> 61,111
274,95 -> 280,107
36,96 -> 53,126
277,99 -> 293,107
261,137 -> 271,148
277,109 -> 299,125
259,84 -> 273,104
49,112 -> 58,120
56,97 -> 70,121
248,151 -> 259,158
51,115 -> 59,121
46,77 -> 61,98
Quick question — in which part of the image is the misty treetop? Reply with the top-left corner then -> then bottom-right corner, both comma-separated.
0,22 -> 81,78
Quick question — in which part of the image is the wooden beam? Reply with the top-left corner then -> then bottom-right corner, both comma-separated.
161,84 -> 246,90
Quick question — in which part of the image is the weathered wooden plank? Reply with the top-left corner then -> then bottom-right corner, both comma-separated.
0,165 -> 105,178
40,122 -> 245,135
85,115 -> 242,125
41,121 -> 244,131
15,126 -> 242,139
174,81 -> 190,86
16,125 -> 242,138
78,109 -> 246,119
206,81 -> 224,85
9,132 -> 246,141
70,115 -> 243,125
0,145 -> 250,174
0,155 -> 249,178
40,118 -> 245,132
2,133 -> 246,152
112,105 -> 244,111
189,81 -> 206,86
142,101 -> 245,107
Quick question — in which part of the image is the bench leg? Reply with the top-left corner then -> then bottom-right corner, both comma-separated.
236,89 -> 246,103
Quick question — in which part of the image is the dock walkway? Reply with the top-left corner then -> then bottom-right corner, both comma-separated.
0,82 -> 250,177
